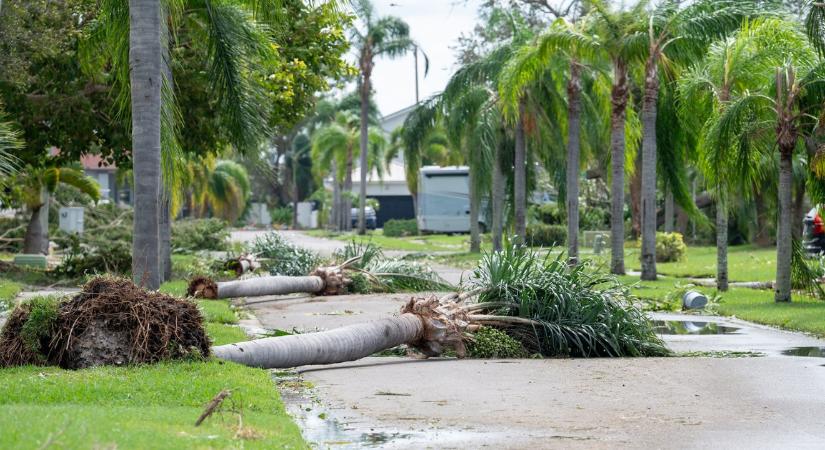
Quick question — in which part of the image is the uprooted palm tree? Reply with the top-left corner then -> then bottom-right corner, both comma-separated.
213,245 -> 668,369
188,239 -> 449,299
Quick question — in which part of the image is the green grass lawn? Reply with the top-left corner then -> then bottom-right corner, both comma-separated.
0,278 -> 21,310
624,244 -> 777,282
0,296 -> 305,449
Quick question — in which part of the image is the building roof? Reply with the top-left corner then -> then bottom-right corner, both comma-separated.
380,104 -> 419,134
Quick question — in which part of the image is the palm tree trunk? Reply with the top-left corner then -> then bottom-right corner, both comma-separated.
213,313 -> 423,368
609,60 -> 628,275
492,141 -> 505,252
130,0 -> 163,289
160,193 -> 172,282
215,275 -> 325,299
23,189 -> 49,255
514,100 -> 527,244
664,188 -> 674,233
344,147 -> 353,232
566,62 -> 582,265
630,150 -> 642,239
469,168 -> 481,253
775,149 -> 793,302
358,74 -> 370,235
716,194 -> 729,291
640,57 -> 659,281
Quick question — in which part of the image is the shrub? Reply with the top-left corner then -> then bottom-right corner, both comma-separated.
467,327 -> 527,358
526,223 -> 566,247
581,206 -> 609,230
534,203 -> 565,225
248,232 -> 321,276
383,219 -> 418,237
171,218 -> 229,253
270,207 -> 293,226
655,232 -> 687,263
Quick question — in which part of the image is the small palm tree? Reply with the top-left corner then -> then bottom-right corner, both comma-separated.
19,166 -> 100,255
706,20 -> 821,302
351,0 -> 420,235
311,111 -> 385,231
185,157 -> 251,223
679,18 -> 792,291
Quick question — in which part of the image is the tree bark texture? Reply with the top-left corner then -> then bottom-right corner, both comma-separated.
716,196 -> 729,291
23,188 -> 49,255
775,150 -> 793,302
566,62 -> 582,265
129,0 -> 163,289
514,100 -> 527,244
215,276 -> 325,299
469,169 -> 481,253
609,60 -> 628,275
492,141 -> 505,252
640,57 -> 659,281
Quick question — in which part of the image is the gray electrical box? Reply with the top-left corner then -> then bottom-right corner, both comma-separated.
59,206 -> 85,234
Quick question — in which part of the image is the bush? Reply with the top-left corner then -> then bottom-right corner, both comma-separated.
270,207 -> 292,226
248,232 -> 321,276
533,203 -> 565,225
467,327 -> 527,358
171,218 -> 229,253
581,206 -> 609,231
655,232 -> 687,263
526,223 -> 566,247
383,219 -> 418,237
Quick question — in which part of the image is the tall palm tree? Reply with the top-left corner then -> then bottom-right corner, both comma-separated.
679,18 -> 791,291
90,0 -> 275,288
706,20 -> 819,302
19,166 -> 101,254
499,16 -> 609,261
351,0 -> 419,235
589,0 -> 648,275
636,0 -> 757,280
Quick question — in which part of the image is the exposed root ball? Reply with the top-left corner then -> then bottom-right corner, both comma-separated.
188,276 -> 218,299
310,266 -> 350,295
0,276 -> 210,369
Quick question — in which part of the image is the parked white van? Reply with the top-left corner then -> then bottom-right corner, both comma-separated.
417,166 -> 486,233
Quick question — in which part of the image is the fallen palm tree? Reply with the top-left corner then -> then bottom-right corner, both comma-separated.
213,246 -> 669,368
188,239 -> 451,299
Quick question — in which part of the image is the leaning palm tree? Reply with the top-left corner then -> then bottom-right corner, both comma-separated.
636,0 -> 759,280
19,165 -> 101,254
706,20 -> 821,302
213,245 -> 668,369
351,0 -> 421,235
678,18 -> 792,291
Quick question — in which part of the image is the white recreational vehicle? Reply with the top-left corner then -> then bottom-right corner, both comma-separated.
417,166 -> 486,233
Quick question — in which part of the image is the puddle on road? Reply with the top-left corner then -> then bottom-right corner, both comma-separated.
273,370 -> 523,448
782,347 -> 825,358
653,320 -> 740,335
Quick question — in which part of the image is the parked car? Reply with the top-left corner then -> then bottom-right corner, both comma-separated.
803,207 -> 825,256
351,206 -> 377,229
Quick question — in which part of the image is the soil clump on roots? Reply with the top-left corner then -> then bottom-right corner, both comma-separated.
0,277 -> 210,369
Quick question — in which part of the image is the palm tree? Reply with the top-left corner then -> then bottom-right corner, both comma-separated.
636,0 -> 757,280
89,0 -> 275,288
589,0 -> 648,275
679,18 -> 790,291
706,19 -> 819,302
20,166 -> 100,254
351,0 -> 419,235
384,125 -> 455,213
311,111 -> 385,231
499,16 -> 610,260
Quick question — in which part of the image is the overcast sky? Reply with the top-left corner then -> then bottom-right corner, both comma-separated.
358,0 -> 483,116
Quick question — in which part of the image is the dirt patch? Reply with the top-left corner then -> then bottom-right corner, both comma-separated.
0,276 -> 210,369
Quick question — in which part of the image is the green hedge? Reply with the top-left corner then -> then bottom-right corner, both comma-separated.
171,218 -> 229,253
655,232 -> 687,263
526,223 -> 566,247
383,219 -> 418,237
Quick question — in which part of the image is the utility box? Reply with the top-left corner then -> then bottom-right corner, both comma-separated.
296,202 -> 313,229
58,207 -> 84,234
14,254 -> 48,269
249,203 -> 271,227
